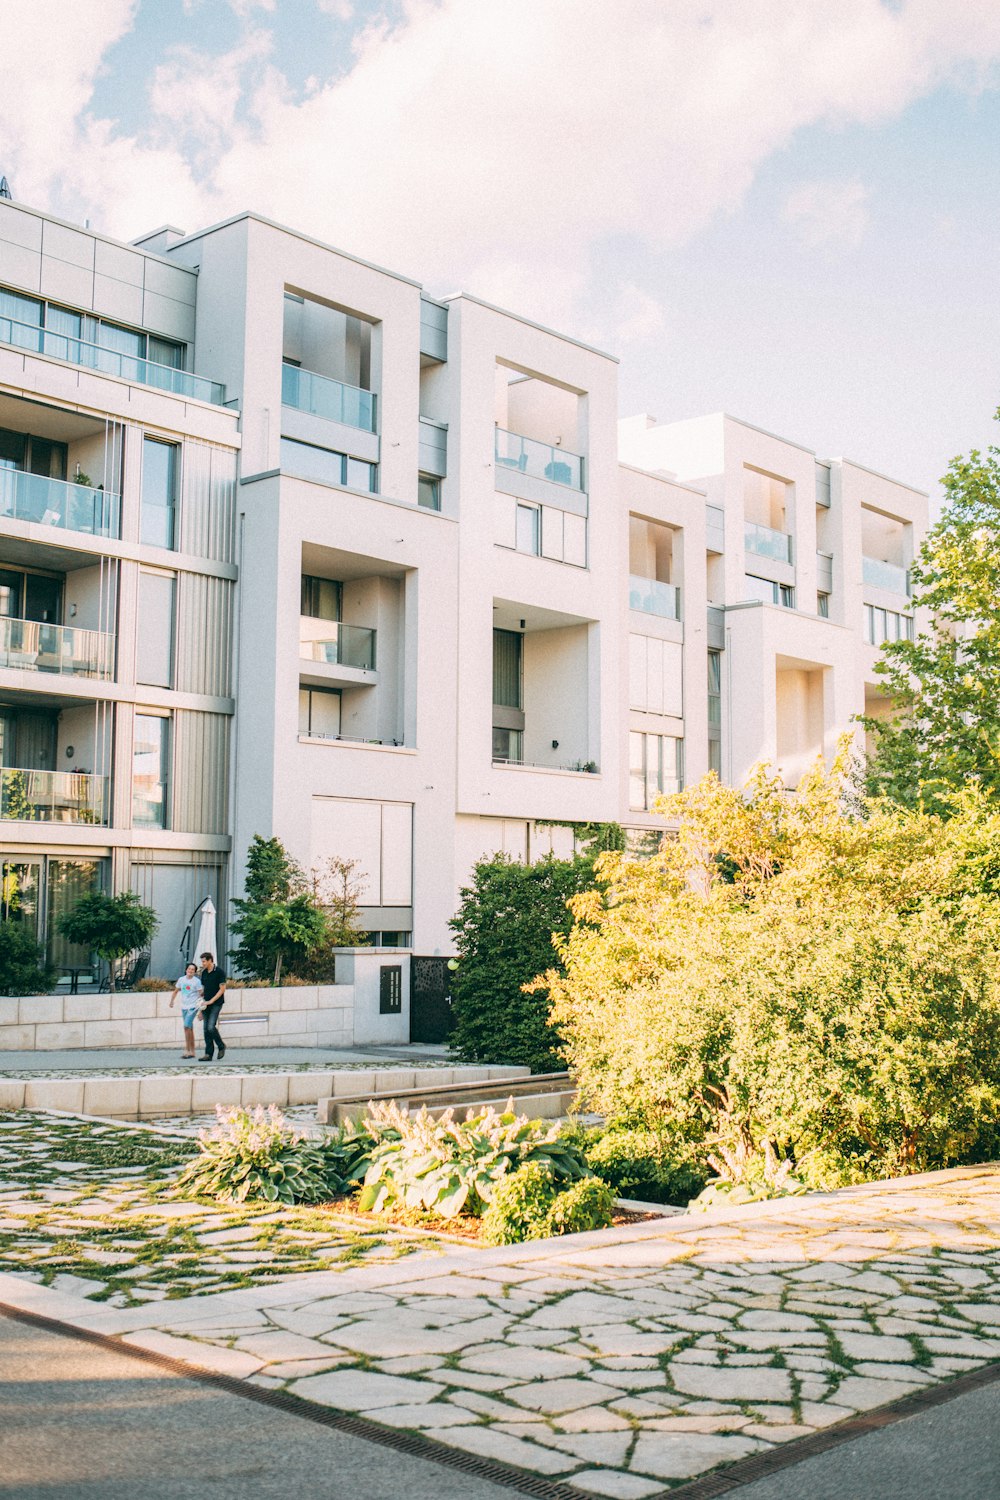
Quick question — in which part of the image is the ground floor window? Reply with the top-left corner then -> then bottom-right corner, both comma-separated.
1,855 -> 105,972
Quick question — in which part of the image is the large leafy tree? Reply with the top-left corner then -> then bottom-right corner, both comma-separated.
863,411 -> 1000,809
542,762 -> 1000,1184
229,835 -> 360,984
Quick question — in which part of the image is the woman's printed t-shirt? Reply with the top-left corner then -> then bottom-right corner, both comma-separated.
176,975 -> 203,1022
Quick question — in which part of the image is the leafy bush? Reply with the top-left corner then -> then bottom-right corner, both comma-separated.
449,853 -> 605,1072
136,976 -> 173,992
357,1101 -> 591,1219
0,921 -> 54,996
174,1105 -> 372,1206
583,1126 -> 707,1206
545,759 -> 1000,1187
58,889 -> 157,993
480,1162 -> 614,1244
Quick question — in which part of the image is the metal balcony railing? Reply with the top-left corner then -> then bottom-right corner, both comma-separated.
0,313 -> 226,404
494,428 -> 584,490
0,767 -> 108,825
282,364 -> 377,433
0,617 -> 114,679
0,469 -> 121,538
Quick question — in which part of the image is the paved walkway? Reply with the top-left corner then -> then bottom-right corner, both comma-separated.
3,1126 -> 999,1498
0,1042 -> 451,1075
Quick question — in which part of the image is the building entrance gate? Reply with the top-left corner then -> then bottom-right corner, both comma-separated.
409,956 -> 454,1043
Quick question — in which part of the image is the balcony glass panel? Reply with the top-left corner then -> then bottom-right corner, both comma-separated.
0,767 -> 107,824
0,469 -> 121,538
744,520 -> 793,564
863,556 -> 911,596
299,618 -> 376,671
494,428 -> 584,490
282,364 -> 377,433
0,313 -> 226,405
0,618 -> 114,678
629,574 -> 681,620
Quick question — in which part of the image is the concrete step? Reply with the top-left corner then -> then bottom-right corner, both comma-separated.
320,1087 -> 578,1126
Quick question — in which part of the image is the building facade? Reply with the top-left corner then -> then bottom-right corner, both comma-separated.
0,199 -> 928,985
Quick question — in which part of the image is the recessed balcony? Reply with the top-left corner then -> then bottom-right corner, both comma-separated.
495,428 -> 584,491
282,364 -> 376,434
0,766 -> 108,825
629,574 -> 681,621
744,520 -> 793,565
0,312 -> 226,405
299,617 -> 377,691
862,556 -> 911,596
0,470 -> 120,539
0,617 -> 115,679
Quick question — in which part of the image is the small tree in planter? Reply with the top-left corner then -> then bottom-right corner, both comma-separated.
230,834 -> 333,984
58,890 -> 158,992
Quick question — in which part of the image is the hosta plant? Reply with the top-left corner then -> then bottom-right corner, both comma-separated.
357,1101 -> 591,1219
480,1161 -> 615,1244
175,1105 -> 372,1206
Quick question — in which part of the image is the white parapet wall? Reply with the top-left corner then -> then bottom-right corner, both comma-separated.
0,1065 -> 530,1119
0,952 -> 412,1051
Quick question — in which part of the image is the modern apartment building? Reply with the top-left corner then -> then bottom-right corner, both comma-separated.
0,197 -> 928,991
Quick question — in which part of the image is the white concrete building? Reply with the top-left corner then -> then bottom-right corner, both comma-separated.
0,198 -> 928,1016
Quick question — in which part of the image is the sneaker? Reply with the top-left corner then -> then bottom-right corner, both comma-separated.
217,1043 -> 226,1060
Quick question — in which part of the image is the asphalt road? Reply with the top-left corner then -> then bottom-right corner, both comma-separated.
0,1313 -> 519,1500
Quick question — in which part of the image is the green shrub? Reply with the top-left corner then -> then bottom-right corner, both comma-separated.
0,921 -> 54,996
357,1101 -> 591,1219
480,1162 -> 614,1244
584,1127 -> 707,1206
174,1105 -> 372,1206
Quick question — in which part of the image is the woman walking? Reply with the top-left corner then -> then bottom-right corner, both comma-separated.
169,962 -> 203,1059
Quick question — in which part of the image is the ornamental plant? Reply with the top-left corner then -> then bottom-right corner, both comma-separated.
480,1161 -> 614,1244
174,1105 -> 373,1206
58,889 -> 157,992
357,1101 -> 591,1219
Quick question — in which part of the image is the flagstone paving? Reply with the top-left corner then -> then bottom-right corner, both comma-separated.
2,1111 -> 1000,1495
0,1113 -> 437,1307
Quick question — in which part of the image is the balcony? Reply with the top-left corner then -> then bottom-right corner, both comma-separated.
0,767 -> 107,824
863,556 -> 911,596
282,364 -> 376,433
299,619 -> 376,671
629,575 -> 680,621
744,520 -> 793,564
0,470 -> 121,538
0,618 -> 114,679
495,428 -> 584,491
0,313 -> 226,405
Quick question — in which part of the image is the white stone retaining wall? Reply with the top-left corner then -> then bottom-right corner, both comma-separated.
0,1065 -> 529,1119
0,952 -> 411,1051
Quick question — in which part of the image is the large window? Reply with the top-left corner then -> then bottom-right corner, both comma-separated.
136,570 -> 175,686
140,439 -> 178,549
629,635 -> 683,718
0,285 -> 185,372
744,574 -> 795,608
133,713 -> 170,829
863,604 -> 914,646
301,575 -> 342,621
280,437 -> 377,493
492,628 -> 524,763
299,686 -> 341,738
629,732 -> 683,811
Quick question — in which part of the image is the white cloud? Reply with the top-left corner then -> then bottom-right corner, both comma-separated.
3,0 -> 1000,341
784,178 -> 871,249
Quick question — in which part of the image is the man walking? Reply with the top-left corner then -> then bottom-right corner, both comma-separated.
198,952 -> 228,1062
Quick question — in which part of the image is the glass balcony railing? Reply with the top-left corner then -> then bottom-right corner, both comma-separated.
863,556 -> 911,596
744,520 -> 793,564
282,364 -> 377,433
0,469 -> 121,538
0,617 -> 115,679
0,767 -> 108,825
0,313 -> 226,405
494,428 -> 584,491
299,618 -> 376,671
629,575 -> 681,620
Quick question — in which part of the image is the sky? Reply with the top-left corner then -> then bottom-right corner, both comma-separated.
2,0 -> 999,503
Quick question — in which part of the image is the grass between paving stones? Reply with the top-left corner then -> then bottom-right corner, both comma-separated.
0,1111 -> 447,1306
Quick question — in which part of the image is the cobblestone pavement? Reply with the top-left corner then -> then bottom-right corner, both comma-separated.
0,1114 -> 439,1308
2,1115 -> 999,1498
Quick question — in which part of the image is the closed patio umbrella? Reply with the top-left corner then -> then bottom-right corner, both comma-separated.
194,896 -> 218,962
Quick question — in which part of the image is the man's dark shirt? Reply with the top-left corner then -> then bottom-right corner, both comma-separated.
201,966 -> 227,1005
